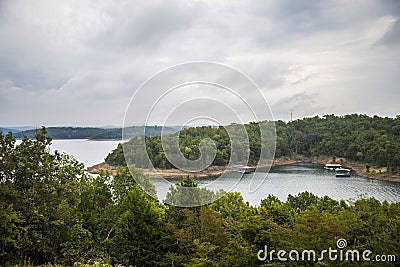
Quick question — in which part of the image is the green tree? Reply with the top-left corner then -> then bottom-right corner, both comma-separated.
111,184 -> 164,266
164,175 -> 215,207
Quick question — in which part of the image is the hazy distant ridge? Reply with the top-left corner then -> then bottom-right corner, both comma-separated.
12,126 -> 181,140
0,127 -> 21,134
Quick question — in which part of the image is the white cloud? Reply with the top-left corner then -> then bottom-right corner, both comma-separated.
0,0 -> 399,126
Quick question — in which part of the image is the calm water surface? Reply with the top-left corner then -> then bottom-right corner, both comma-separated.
48,139 -> 121,167
16,140 -> 400,205
17,139 -> 121,168
152,163 -> 400,205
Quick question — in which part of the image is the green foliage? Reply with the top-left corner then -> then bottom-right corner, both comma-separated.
14,127 -> 110,140
105,143 -> 125,166
275,114 -> 400,173
107,126 -> 233,168
1,127 -> 399,266
164,175 -> 216,207
0,128 -> 159,266
111,185 -> 164,266
260,195 -> 295,226
112,166 -> 157,202
106,122 -> 276,168
106,114 -> 400,175
13,125 -> 180,140
91,125 -> 180,140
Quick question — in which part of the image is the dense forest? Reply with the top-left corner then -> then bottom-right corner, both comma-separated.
12,126 -> 180,140
105,121 -> 275,169
0,127 -> 32,135
1,129 -> 399,266
91,125 -> 181,140
0,129 -> 399,266
0,128 -> 20,134
106,114 -> 400,174
14,127 -> 111,139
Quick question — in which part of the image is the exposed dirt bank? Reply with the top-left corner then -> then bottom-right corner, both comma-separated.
87,162 -> 119,176
300,156 -> 400,183
87,157 -> 400,183
87,162 -> 228,178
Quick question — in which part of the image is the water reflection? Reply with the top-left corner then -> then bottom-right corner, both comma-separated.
152,163 -> 400,206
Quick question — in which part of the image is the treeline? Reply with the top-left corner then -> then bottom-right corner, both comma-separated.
106,114 -> 400,173
0,128 -> 20,134
13,127 -> 111,139
106,122 -> 275,168
106,126 -> 232,168
1,129 -> 399,266
13,126 -> 180,140
92,125 -> 180,140
275,114 -> 400,171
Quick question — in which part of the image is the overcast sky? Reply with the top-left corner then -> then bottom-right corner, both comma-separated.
1,0 -> 399,127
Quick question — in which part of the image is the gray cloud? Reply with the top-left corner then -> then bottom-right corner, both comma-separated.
0,0 -> 399,126
375,19 -> 400,46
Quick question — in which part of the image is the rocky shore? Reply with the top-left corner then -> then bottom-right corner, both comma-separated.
87,157 -> 400,183
340,161 -> 400,183
87,162 -> 119,176
87,162 -> 228,178
302,156 -> 400,183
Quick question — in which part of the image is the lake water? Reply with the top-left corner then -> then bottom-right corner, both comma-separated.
152,163 -> 400,206
15,139 -> 400,205
16,139 -> 121,168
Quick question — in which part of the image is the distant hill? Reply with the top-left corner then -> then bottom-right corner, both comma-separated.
105,114 -> 400,175
13,126 -> 181,140
2,126 -> 34,132
98,125 -> 121,129
14,127 -> 109,139
0,127 -> 21,134
91,125 -> 182,140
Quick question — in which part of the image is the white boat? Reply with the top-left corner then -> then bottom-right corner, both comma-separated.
335,168 -> 351,177
240,166 -> 255,174
227,165 -> 255,174
324,164 -> 342,170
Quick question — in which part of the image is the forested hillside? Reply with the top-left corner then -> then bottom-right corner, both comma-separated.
13,126 -> 180,140
90,125 -> 181,140
1,129 -> 399,266
0,127 -> 20,134
106,114 -> 400,174
105,121 -> 275,168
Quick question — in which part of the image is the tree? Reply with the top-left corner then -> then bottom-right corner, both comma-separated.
111,184 -> 164,266
164,175 -> 215,207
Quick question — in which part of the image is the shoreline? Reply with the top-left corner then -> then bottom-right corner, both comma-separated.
87,157 -> 400,183
300,157 -> 400,183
